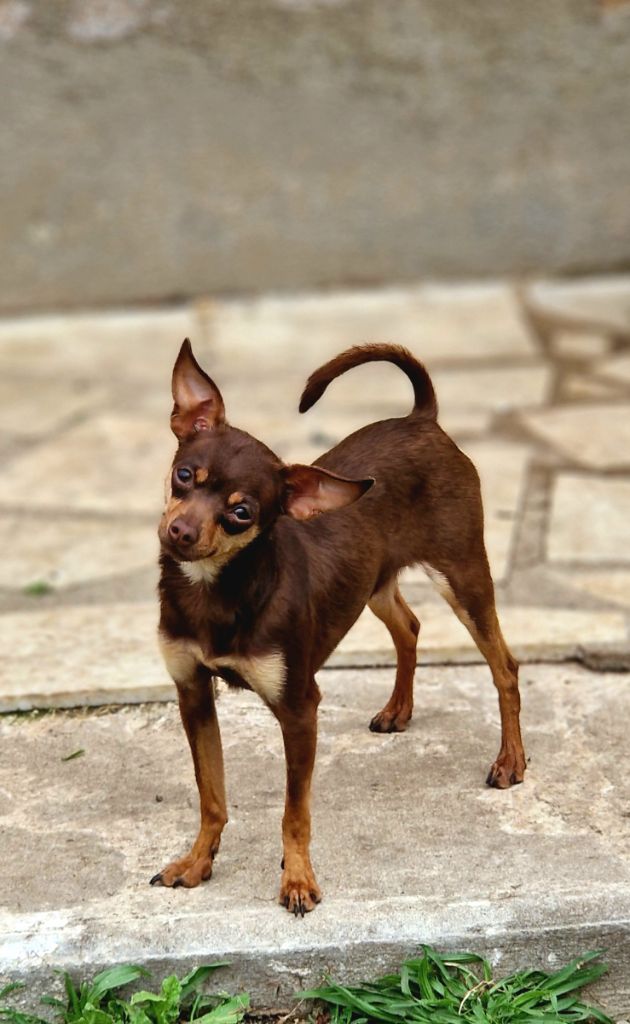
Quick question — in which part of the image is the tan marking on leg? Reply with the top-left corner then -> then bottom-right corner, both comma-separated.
274,690 -> 322,915
160,635 -> 286,706
430,560 -> 526,788
158,634 -> 203,686
463,611 -> 525,788
422,562 -> 456,602
152,666 -> 227,889
214,651 -> 286,705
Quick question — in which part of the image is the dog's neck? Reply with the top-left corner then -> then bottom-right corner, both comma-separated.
159,526 -> 279,644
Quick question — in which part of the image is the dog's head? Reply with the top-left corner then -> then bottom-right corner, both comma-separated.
158,340 -> 373,573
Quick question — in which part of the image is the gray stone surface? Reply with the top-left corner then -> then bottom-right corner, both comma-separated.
0,665 -> 628,1018
560,570 -> 630,609
548,475 -> 630,563
210,284 -> 537,366
0,603 -> 169,712
333,603 -> 628,669
2,4 -> 630,309
0,309 -> 196,383
1,280 -> 630,1018
2,279 -> 630,710
0,414 -> 172,514
600,352 -> 630,385
0,514 -> 158,589
521,405 -> 630,470
529,277 -> 630,335
3,595 -> 627,714
551,331 -> 612,360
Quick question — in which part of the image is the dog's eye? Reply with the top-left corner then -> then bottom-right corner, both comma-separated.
221,503 -> 254,535
174,466 -> 193,486
231,504 -> 251,522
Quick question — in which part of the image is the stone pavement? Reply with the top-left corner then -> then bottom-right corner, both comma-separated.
1,279 -> 630,1020
1,277 -> 630,710
1,665 -> 629,1018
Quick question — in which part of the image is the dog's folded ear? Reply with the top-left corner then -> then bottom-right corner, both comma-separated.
170,339 -> 226,439
282,464 -> 374,520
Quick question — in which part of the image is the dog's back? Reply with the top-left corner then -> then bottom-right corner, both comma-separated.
298,346 -> 486,589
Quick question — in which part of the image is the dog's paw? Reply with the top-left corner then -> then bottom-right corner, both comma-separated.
369,707 -> 411,733
279,871 -> 322,917
486,754 -> 526,789
150,852 -> 215,888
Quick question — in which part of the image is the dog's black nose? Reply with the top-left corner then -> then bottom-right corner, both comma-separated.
168,517 -> 198,548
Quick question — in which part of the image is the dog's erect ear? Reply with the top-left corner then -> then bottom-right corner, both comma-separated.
170,339 -> 225,440
282,464 -> 374,520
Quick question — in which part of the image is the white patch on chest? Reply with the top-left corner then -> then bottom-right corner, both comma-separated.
178,558 -> 220,585
159,634 -> 286,705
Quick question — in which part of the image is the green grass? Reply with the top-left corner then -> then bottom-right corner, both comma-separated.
0,950 -> 612,1024
302,947 -> 613,1024
0,964 -> 248,1024
22,580 -> 54,597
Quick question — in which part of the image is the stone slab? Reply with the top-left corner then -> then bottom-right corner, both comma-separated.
1,598 -> 626,714
522,403 -> 630,469
0,603 -> 170,712
0,309 -> 196,383
561,373 -> 623,401
555,570 -> 630,609
0,376 -> 107,439
548,474 -> 630,563
529,277 -> 630,335
550,331 -> 612,359
333,603 -> 628,667
210,284 -> 536,372
0,414 -> 173,515
431,365 -> 551,414
0,665 -> 628,1018
599,352 -> 630,386
0,514 -> 158,589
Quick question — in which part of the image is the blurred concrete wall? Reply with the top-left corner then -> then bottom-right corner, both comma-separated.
1,0 -> 630,311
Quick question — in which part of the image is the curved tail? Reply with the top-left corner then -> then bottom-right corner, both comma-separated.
299,343 -> 437,419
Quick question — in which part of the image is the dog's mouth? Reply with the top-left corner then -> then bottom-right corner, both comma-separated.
160,539 -> 217,563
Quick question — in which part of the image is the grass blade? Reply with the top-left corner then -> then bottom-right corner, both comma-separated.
300,947 -> 614,1024
89,965 -> 149,1004
191,993 -> 249,1024
180,966 -> 230,1004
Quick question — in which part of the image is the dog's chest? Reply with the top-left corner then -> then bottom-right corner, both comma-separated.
159,633 -> 285,706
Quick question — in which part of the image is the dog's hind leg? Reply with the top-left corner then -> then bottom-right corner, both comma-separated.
424,554 -> 526,789
368,577 -> 419,733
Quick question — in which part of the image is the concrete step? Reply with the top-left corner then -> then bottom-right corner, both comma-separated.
1,664 -> 628,1019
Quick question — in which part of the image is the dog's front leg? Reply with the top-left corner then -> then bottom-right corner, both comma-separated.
274,683 -> 322,916
151,665 -> 227,888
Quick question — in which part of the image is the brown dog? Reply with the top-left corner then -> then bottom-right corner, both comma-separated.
152,340 -> 526,915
